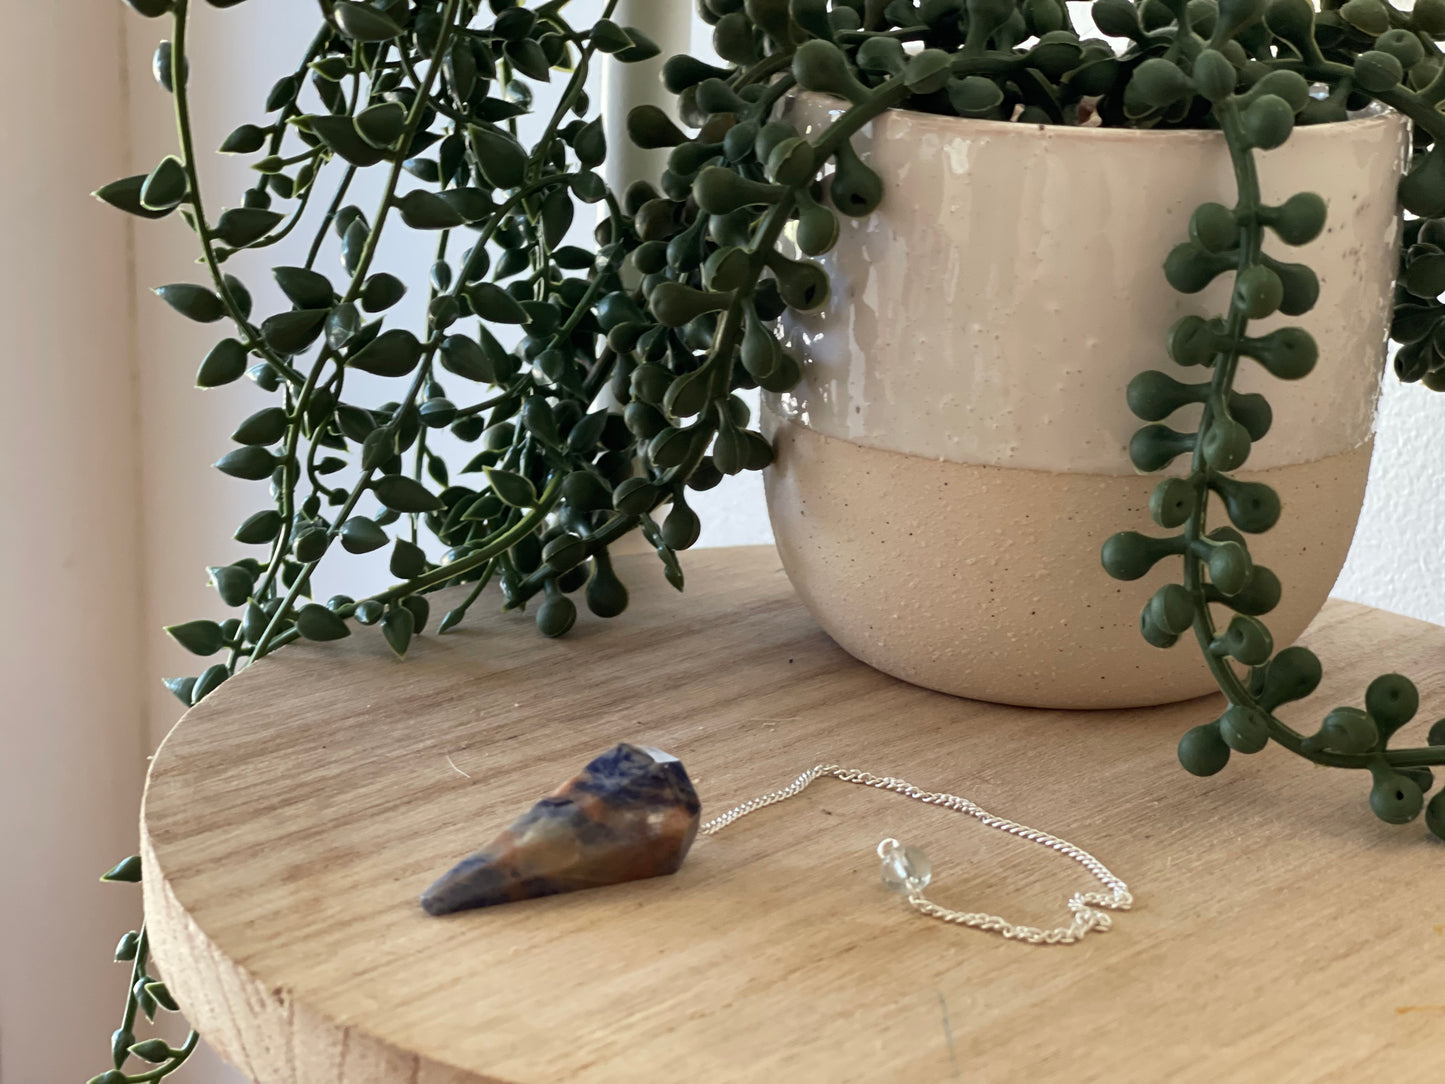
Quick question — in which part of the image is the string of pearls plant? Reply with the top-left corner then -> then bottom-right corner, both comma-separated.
93,0 -> 1445,1078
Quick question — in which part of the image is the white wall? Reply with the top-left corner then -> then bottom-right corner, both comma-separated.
1333,378 -> 1445,622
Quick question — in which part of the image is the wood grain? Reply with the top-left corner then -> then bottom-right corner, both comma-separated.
141,546 -> 1445,1084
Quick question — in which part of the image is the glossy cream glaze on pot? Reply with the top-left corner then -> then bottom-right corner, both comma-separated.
763,97 -> 1408,708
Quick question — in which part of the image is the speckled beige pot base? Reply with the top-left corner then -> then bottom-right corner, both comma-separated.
764,417 -> 1373,710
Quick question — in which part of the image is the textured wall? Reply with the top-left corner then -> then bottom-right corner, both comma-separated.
1333,376 -> 1445,624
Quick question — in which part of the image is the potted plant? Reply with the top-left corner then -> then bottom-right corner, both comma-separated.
763,92 -> 1403,710
91,0 -> 1445,1079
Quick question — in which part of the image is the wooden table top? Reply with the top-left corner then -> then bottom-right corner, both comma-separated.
141,546 -> 1445,1084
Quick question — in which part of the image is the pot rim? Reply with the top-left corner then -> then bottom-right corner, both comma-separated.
787,89 -> 1406,144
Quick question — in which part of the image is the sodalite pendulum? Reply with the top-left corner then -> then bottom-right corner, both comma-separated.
421,743 -> 701,916
421,748 -> 1132,944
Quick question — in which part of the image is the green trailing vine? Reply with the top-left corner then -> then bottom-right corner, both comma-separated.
93,0 -> 1445,1077
1095,0 -> 1445,843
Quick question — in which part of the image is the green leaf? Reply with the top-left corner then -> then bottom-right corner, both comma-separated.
130,1038 -> 173,1063
196,338 -> 249,387
162,676 -> 197,705
326,302 -> 361,348
373,474 -> 444,513
334,1 -> 405,41
339,515 -> 389,553
573,116 -> 606,166
360,271 -> 407,312
274,266 -> 334,308
390,538 -> 428,579
521,397 -> 559,445
361,429 -> 396,471
261,308 -> 328,355
152,43 -> 180,91
589,18 -> 632,52
308,114 -> 387,167
220,123 -> 267,154
494,6 -> 537,39
395,189 -> 468,229
355,101 -> 408,147
140,155 -> 188,211
234,509 -> 282,544
347,328 -> 422,377
570,170 -> 607,204
155,283 -> 225,323
114,930 -> 140,962
311,54 -> 351,81
565,410 -> 608,455
440,187 -> 493,222
231,406 -> 288,446
334,402 -> 376,442
112,1025 -> 136,1069
505,37 -> 552,80
133,978 -> 157,1021
1405,253 -> 1445,299
468,124 -> 528,188
208,564 -> 255,606
94,174 -> 173,219
295,603 -> 351,641
215,446 -> 278,480
616,25 -> 661,62
144,981 -> 180,1012
124,0 -> 173,16
100,856 -> 142,883
464,282 -> 528,323
215,207 -> 284,247
191,663 -> 228,703
341,217 -> 368,274
904,49 -> 952,93
293,528 -> 328,563
265,73 -> 300,112
224,273 -> 252,319
166,619 -> 225,655
445,38 -> 478,101
382,604 -> 415,657
477,327 -> 516,378
485,466 -> 538,507
438,334 -> 496,382
540,185 -> 574,248
402,594 -> 430,633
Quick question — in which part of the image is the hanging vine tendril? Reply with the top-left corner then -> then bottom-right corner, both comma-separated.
1097,0 -> 1445,841
95,0 -> 1445,1077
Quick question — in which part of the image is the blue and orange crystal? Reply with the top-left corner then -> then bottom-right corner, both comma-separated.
421,743 -> 702,916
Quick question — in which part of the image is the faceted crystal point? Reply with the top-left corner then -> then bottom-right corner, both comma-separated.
421,743 -> 701,916
878,839 -> 932,894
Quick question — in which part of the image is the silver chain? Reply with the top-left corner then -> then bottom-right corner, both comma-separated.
701,764 -> 1133,945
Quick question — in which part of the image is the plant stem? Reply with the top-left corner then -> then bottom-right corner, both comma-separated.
169,0 -> 304,386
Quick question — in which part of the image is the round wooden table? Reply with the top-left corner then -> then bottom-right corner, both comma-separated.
142,546 -> 1445,1083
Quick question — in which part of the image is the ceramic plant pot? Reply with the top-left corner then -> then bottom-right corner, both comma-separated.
762,94 -> 1409,710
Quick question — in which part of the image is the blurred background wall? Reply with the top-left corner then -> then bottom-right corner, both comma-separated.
0,3 -> 151,1082
3,1 -> 1443,1081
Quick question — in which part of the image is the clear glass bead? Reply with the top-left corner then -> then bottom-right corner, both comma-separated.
878,839 -> 932,894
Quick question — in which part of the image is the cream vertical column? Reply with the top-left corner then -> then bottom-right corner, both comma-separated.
0,4 -> 149,1082
601,1 -> 696,195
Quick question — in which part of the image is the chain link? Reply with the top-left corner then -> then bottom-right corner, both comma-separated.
701,764 -> 1132,945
